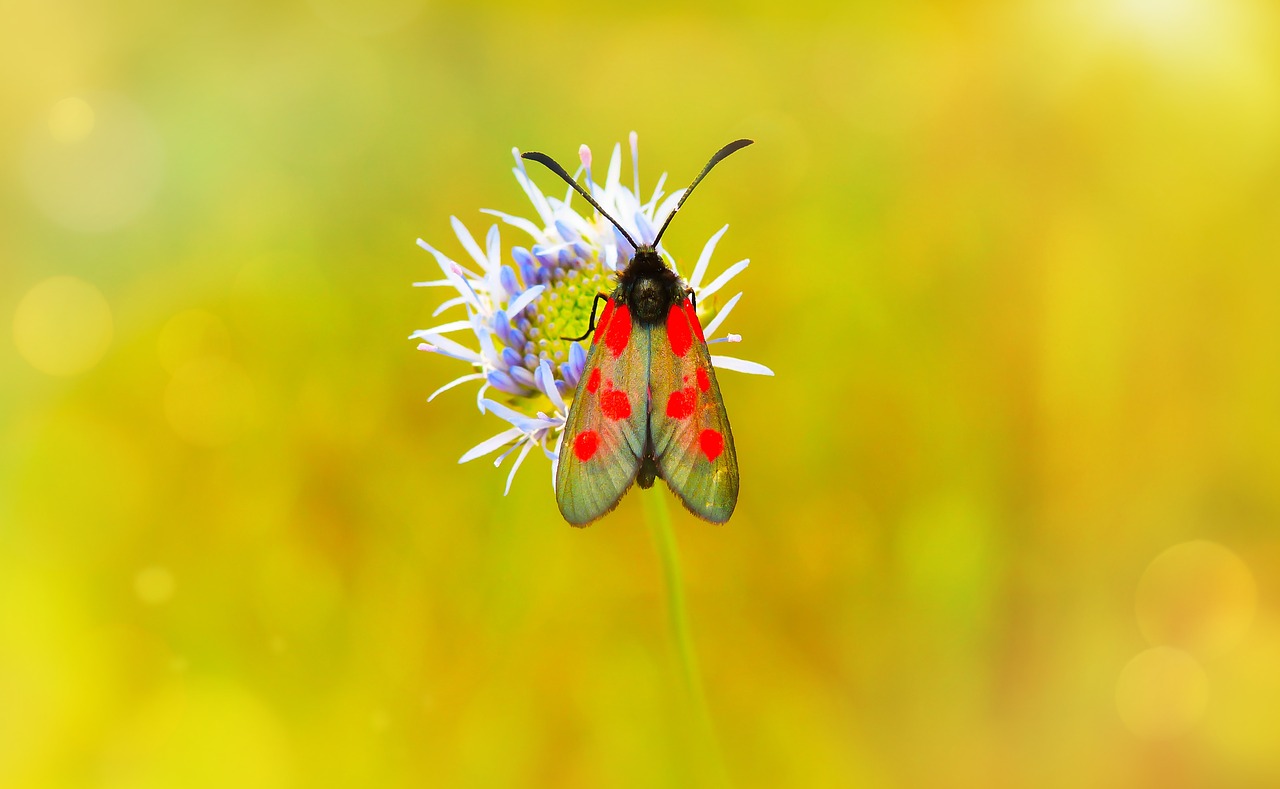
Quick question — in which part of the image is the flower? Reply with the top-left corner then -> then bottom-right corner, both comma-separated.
411,133 -> 773,494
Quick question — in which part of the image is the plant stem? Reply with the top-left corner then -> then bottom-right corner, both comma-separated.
643,491 -> 728,786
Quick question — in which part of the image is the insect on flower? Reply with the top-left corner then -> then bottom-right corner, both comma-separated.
521,140 -> 754,525
412,134 -> 772,524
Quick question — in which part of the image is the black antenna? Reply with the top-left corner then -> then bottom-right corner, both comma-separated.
520,151 -> 640,251
652,139 -> 754,247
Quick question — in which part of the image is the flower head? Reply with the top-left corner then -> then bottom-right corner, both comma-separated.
412,133 -> 772,493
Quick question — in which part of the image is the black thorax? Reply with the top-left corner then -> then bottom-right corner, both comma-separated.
615,247 -> 685,326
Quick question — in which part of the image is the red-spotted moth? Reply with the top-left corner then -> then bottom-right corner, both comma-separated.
521,140 -> 754,526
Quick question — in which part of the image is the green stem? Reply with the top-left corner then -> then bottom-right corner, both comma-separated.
643,492 -> 728,786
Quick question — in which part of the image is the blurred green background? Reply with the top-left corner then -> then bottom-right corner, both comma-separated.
3,0 -> 1280,786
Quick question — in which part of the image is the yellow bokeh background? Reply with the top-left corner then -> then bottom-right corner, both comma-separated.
4,1 -> 1280,786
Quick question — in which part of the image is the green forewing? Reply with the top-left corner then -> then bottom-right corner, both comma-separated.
648,299 -> 740,522
555,300 -> 649,526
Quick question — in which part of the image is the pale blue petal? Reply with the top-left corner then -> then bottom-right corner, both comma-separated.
499,267 -> 520,300
537,360 -> 566,413
507,284 -> 545,316
486,370 -> 525,394
509,365 -> 537,388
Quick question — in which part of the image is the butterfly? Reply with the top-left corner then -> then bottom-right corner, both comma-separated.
521,140 -> 754,526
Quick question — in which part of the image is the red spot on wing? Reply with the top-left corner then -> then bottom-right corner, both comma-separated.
600,389 -> 632,421
574,430 -> 600,461
684,301 -> 706,342
666,388 -> 696,420
666,303 -> 693,357
592,300 -> 616,346
698,429 -> 724,462
696,367 -> 710,393
586,368 -> 601,393
604,303 -> 632,357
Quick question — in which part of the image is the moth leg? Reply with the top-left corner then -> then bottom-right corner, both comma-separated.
689,289 -> 697,312
561,293 -> 610,342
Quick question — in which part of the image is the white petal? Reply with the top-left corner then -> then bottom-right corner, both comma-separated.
710,355 -> 774,376
512,163 -> 555,226
485,224 -> 500,271
689,225 -> 729,290
417,238 -> 480,280
645,172 -> 668,212
450,216 -> 491,273
698,259 -> 749,299
504,441 -> 535,495
409,320 -> 473,339
551,432 -> 563,492
629,131 -> 640,194
653,188 -> 685,229
605,142 -> 622,194
701,292 -> 741,340
411,278 -> 453,288
432,295 -> 468,317
459,426 -> 524,463
493,441 -> 521,467
419,333 -> 482,363
428,372 -> 486,402
481,398 -> 558,433
472,311 -> 500,367
480,209 -> 544,241
506,284 -> 545,316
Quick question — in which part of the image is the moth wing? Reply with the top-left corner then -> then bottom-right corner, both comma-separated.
649,299 -> 739,523
555,300 -> 651,526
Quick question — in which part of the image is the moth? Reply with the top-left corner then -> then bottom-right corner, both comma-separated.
521,139 -> 754,526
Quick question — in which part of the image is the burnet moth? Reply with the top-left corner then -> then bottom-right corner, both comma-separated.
521,139 -> 754,526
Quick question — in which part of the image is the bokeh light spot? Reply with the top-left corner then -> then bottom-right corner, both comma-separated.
1136,540 -> 1256,659
1116,646 -> 1209,739
48,96 -> 95,143
163,358 -> 258,447
22,93 -> 163,232
13,276 -> 113,376
134,567 -> 175,605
